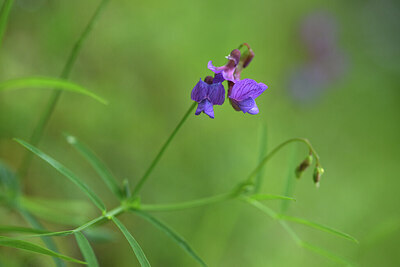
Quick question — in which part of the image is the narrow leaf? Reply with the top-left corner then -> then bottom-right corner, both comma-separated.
64,134 -> 122,199
74,232 -> 99,267
14,138 -> 106,212
279,215 -> 359,243
0,0 -> 14,49
18,208 -> 66,267
133,210 -> 206,267
111,216 -> 150,267
249,194 -> 296,202
0,226 -> 52,234
0,77 -> 107,104
301,241 -> 354,266
0,236 -> 86,264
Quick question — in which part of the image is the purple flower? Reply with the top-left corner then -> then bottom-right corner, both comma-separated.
228,79 -> 268,115
208,49 -> 241,82
191,74 -> 225,119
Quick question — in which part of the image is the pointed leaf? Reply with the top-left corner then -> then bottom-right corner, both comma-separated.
0,236 -> 86,264
14,138 -> 106,212
301,241 -> 354,266
133,210 -> 206,267
74,232 -> 99,267
64,134 -> 122,199
0,77 -> 107,104
279,215 -> 358,243
111,217 -> 150,267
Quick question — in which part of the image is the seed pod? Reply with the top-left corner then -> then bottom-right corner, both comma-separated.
295,154 -> 313,179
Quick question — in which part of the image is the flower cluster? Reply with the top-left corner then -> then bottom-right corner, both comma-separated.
191,44 -> 268,118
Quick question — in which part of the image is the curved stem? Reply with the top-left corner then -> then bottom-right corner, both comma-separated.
247,138 -> 322,184
131,102 -> 196,197
17,0 -> 110,179
138,191 -> 236,212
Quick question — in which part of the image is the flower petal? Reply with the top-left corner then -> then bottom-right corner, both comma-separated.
195,99 -> 214,119
191,79 -> 208,102
212,73 -> 225,84
247,102 -> 259,115
237,97 -> 256,113
229,79 -> 268,101
208,83 -> 225,105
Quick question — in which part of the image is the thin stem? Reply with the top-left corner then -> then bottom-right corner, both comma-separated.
131,102 -> 196,197
73,205 -> 125,233
0,0 -> 14,50
247,138 -> 322,184
17,0 -> 110,179
254,123 -> 268,193
138,191 -> 236,212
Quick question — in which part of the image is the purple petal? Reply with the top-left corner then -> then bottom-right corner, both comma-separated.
208,61 -> 223,74
229,79 -> 268,101
237,97 -> 256,113
208,83 -> 225,105
191,79 -> 208,102
247,102 -> 259,115
208,61 -> 236,82
213,73 -> 225,83
195,99 -> 214,119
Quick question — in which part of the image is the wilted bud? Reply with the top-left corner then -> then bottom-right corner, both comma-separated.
295,154 -> 313,178
313,166 -> 324,187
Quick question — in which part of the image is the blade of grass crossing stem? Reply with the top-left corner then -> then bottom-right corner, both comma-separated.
281,146 -> 297,214
0,77 -> 108,104
0,226 -> 53,234
64,134 -> 122,199
74,232 -> 99,267
133,210 -> 207,267
14,138 -> 106,212
279,215 -> 359,243
18,208 -> 66,267
111,217 -> 150,267
254,123 -> 268,192
0,0 -> 14,50
0,236 -> 86,264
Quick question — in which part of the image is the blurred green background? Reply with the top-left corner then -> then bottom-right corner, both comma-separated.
1,0 -> 399,266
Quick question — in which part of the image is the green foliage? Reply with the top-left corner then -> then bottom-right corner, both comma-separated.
111,217 -> 151,267
14,138 -> 106,212
0,236 -> 86,264
74,232 -> 99,267
0,77 -> 107,104
64,134 -> 123,200
133,210 -> 207,267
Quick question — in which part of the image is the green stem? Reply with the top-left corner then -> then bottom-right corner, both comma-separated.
138,191 -> 236,212
247,138 -> 322,184
73,205 -> 125,233
0,0 -> 14,50
17,0 -> 109,179
131,102 -> 196,197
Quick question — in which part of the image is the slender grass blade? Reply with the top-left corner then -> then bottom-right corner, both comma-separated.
279,215 -> 358,243
14,138 -> 106,212
111,216 -> 150,267
0,77 -> 108,104
0,236 -> 86,264
64,134 -> 122,199
74,232 -> 99,267
133,210 -> 206,267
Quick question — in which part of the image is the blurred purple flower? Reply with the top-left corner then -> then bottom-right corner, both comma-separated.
208,49 -> 241,82
228,79 -> 268,115
191,74 -> 225,119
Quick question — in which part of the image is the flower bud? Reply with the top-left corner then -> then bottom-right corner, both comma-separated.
313,166 -> 324,187
295,154 -> 313,179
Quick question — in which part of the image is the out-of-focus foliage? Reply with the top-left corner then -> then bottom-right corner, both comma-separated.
0,0 -> 399,266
